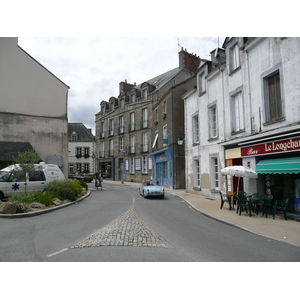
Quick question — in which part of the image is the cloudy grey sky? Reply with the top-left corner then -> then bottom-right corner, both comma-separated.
18,37 -> 225,134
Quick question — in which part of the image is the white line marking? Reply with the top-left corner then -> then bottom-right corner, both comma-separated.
47,248 -> 69,257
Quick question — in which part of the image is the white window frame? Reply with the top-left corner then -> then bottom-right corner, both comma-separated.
231,89 -> 244,132
209,155 -> 219,190
142,156 -> 148,173
208,102 -> 218,139
192,112 -> 199,144
193,158 -> 200,188
130,135 -> 135,154
142,108 -> 148,128
230,43 -> 240,72
130,112 -> 135,131
130,157 -> 135,173
142,132 -> 148,152
198,72 -> 206,95
142,88 -> 147,100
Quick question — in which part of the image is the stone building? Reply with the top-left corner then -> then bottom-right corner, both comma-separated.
95,48 -> 202,188
0,37 -> 69,176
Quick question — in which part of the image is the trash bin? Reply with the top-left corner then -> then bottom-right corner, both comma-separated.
294,198 -> 300,214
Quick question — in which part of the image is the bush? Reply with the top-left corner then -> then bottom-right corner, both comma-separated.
45,180 -> 77,201
77,179 -> 88,190
14,202 -> 31,213
71,179 -> 84,195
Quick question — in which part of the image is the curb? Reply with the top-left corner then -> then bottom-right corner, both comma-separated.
0,189 -> 91,219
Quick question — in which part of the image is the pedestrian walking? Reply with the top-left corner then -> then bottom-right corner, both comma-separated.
94,171 -> 103,190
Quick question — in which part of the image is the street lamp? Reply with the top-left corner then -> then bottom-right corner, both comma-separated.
178,136 -> 184,146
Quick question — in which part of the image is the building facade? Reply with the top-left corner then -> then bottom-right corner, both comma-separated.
0,37 -> 70,176
183,37 -> 300,214
68,123 -> 95,175
95,48 -> 202,188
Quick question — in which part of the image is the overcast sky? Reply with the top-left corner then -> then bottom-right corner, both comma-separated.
18,37 -> 225,134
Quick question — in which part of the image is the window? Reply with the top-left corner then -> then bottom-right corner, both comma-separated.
83,163 -> 89,172
130,158 -> 135,173
29,171 -> 46,181
84,147 -> 90,157
152,131 -> 159,149
142,108 -> 148,128
110,101 -> 114,111
100,121 -> 105,138
76,147 -> 82,157
208,104 -> 218,139
232,91 -> 244,132
69,164 -> 74,174
109,119 -> 114,136
130,93 -> 135,104
120,98 -> 124,108
192,113 -> 199,144
142,89 -> 147,100
193,159 -> 200,188
109,139 -> 114,156
130,135 -> 135,154
230,43 -> 240,72
119,116 -> 124,134
163,125 -> 168,145
119,137 -> 124,151
264,71 -> 283,123
198,72 -> 206,94
162,101 -> 166,113
210,156 -> 219,189
71,132 -> 78,142
100,141 -> 105,157
130,112 -> 135,131
142,156 -> 148,173
76,163 -> 82,173
141,132 -> 148,152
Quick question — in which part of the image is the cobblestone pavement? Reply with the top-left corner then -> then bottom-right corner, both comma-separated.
70,205 -> 173,249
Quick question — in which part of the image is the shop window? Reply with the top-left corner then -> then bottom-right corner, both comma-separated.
198,72 -> 206,95
29,171 -> 46,181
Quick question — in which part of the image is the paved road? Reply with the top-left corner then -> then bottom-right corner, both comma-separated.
0,183 -> 299,261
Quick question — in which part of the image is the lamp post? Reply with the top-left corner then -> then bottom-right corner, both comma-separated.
177,136 -> 184,146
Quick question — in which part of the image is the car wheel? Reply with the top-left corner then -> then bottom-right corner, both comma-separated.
161,195 -> 164,199
143,191 -> 147,198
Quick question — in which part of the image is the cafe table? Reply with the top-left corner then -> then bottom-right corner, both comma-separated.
248,194 -> 264,215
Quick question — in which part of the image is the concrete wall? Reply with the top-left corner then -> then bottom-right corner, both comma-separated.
0,37 -> 69,176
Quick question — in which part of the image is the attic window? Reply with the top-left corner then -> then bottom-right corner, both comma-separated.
142,88 -> 147,100
71,132 -> 78,142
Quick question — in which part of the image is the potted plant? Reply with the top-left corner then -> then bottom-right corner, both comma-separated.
161,113 -> 166,119
84,153 -> 90,158
154,120 -> 158,125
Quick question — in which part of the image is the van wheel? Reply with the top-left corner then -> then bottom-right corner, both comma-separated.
0,191 -> 4,201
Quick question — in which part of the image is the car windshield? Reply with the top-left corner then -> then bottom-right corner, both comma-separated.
0,171 -> 10,182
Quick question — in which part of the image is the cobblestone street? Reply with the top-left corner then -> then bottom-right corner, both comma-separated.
71,205 -> 173,249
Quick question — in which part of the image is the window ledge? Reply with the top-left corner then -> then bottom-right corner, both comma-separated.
208,136 -> 219,142
263,117 -> 285,126
229,65 -> 241,76
231,129 -> 245,136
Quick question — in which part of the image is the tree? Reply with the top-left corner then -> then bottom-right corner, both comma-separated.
11,150 -> 41,194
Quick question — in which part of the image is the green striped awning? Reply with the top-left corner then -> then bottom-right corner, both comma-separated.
256,157 -> 300,174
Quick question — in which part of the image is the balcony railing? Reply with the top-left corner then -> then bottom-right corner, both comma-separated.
140,120 -> 148,129
118,126 -> 124,134
128,123 -> 135,132
108,129 -> 114,137
100,131 -> 105,139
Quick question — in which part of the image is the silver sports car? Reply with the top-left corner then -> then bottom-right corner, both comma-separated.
139,182 -> 165,199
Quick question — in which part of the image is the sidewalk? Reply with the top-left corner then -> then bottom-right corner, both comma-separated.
109,180 -> 300,247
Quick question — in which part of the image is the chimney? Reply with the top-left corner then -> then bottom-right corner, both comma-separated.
119,80 -> 135,94
179,47 -> 201,73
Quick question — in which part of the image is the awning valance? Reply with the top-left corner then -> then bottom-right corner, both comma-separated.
256,157 -> 300,174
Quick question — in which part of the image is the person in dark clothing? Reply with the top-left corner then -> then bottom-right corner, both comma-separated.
94,171 -> 103,190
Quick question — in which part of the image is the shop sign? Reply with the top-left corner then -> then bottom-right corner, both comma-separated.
241,136 -> 300,157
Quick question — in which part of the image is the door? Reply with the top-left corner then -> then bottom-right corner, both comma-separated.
119,159 -> 124,180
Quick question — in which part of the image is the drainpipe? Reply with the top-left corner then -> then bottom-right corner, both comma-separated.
246,50 -> 254,134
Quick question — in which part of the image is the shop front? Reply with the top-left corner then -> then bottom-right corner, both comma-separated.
98,158 -> 115,181
150,146 -> 173,188
224,135 -> 300,214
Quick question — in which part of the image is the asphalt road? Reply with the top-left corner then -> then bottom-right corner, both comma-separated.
0,182 -> 299,262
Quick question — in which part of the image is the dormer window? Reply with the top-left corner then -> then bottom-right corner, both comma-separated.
130,93 -> 135,104
71,132 -> 78,142
142,88 -> 147,100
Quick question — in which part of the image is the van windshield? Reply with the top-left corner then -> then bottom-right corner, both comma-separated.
0,171 -> 10,182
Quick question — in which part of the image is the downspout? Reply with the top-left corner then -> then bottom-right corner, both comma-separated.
246,50 -> 254,134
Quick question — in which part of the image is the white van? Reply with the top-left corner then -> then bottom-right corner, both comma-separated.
0,162 -> 65,200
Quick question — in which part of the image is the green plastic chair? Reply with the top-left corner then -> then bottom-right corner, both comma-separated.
250,193 -> 263,214
234,195 -> 250,216
262,194 -> 273,218
273,198 -> 290,220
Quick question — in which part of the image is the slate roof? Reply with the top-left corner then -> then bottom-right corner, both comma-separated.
0,142 -> 41,162
68,123 -> 95,142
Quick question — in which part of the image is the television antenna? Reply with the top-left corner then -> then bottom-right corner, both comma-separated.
175,37 -> 181,52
